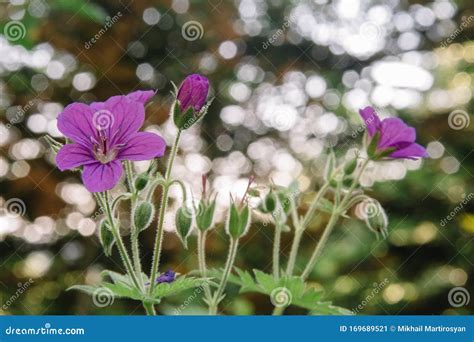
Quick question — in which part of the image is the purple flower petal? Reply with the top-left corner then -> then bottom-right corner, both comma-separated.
126,90 -> 155,105
118,132 -> 166,161
177,80 -> 193,111
177,74 -> 210,112
56,143 -> 95,171
90,90 -> 155,111
378,118 -> 416,148
117,132 -> 166,160
156,270 -> 176,284
100,95 -> 145,146
389,143 -> 428,159
359,106 -> 381,137
82,160 -> 123,192
57,103 -> 97,147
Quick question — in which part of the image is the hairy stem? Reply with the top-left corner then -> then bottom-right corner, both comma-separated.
300,159 -> 370,280
143,302 -> 156,315
102,192 -> 141,290
272,306 -> 285,316
272,222 -> 282,279
285,228 -> 303,276
300,209 -> 339,280
148,130 -> 182,297
209,238 -> 239,315
124,161 -> 144,290
284,181 -> 331,277
197,230 -> 213,303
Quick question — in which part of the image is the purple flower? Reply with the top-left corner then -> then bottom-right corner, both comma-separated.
156,270 -> 176,284
359,106 -> 428,160
56,91 -> 166,192
177,74 -> 210,113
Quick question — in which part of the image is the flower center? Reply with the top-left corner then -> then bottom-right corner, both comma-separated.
93,130 -> 119,164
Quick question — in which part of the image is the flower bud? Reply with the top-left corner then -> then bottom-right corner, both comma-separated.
196,199 -> 216,231
134,172 -> 149,192
44,135 -> 63,154
225,201 -> 251,239
259,190 -> 277,213
343,158 -> 357,175
99,219 -> 115,257
173,74 -> 210,130
324,151 -> 336,181
176,207 -> 193,249
359,199 -> 388,239
133,201 -> 155,235
177,74 -> 209,112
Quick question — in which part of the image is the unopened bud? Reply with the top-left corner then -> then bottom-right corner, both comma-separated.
133,201 -> 155,235
196,200 -> 216,231
175,207 -> 193,249
225,201 -> 251,239
99,219 -> 115,257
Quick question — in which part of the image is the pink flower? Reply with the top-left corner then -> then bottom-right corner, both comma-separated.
359,106 -> 428,160
56,91 -> 166,192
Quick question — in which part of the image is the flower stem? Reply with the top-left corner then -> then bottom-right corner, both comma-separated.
272,222 -> 282,279
300,209 -> 339,280
272,306 -> 285,315
284,181 -> 331,277
197,230 -> 213,304
102,191 -> 141,290
124,161 -> 144,291
285,228 -> 303,276
148,130 -> 182,297
209,238 -> 239,315
143,302 -> 156,315
300,159 -> 369,280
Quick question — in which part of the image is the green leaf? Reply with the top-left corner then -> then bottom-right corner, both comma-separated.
67,285 -> 97,296
51,0 -> 108,24
310,303 -> 354,315
101,270 -> 133,287
217,268 -> 351,314
153,277 -> 208,299
253,270 -> 276,292
315,197 -> 335,214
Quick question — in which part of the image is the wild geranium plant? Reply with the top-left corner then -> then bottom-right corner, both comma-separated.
48,74 -> 427,315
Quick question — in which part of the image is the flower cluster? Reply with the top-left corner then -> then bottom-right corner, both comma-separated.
51,73 -> 428,317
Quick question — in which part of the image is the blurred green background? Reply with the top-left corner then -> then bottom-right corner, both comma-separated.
0,0 -> 473,315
